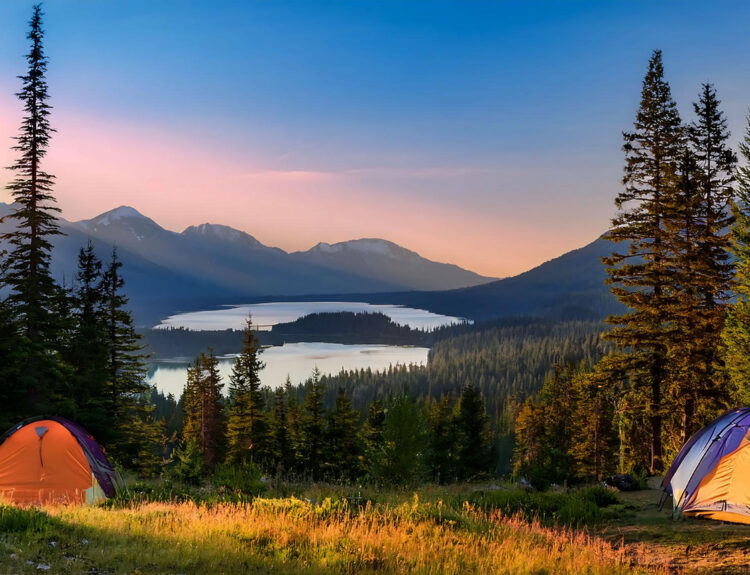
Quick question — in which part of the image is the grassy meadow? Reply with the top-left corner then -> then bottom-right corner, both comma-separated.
0,482 -> 694,575
0,482 -> 747,574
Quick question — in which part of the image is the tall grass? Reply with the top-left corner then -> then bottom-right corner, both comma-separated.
0,495 -> 662,574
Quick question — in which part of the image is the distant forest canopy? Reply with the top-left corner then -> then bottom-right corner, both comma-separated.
145,314 -> 606,421
150,317 -> 607,477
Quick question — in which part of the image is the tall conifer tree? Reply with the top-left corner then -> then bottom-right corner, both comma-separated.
182,351 -> 225,470
723,115 -> 750,405
69,241 -> 109,435
2,4 -> 65,412
301,368 -> 325,481
455,384 -> 493,480
603,50 -> 683,472
226,317 -> 267,465
682,84 -> 736,432
100,248 -> 162,471
325,388 -> 361,481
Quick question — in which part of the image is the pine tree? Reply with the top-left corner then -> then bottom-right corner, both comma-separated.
280,376 -> 304,475
723,114 -> 750,405
1,4 -> 66,413
301,368 -> 326,481
359,398 -> 385,477
569,366 -> 618,480
225,316 -> 268,466
602,50 -> 684,473
68,241 -> 109,436
182,351 -> 226,471
269,384 -> 294,475
426,395 -> 457,484
371,395 -> 428,486
325,388 -> 361,481
100,248 -> 162,472
0,300 -> 25,428
512,365 -> 577,487
681,84 -> 736,433
455,384 -> 493,480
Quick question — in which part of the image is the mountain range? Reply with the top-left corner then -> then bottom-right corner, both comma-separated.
0,204 -> 496,324
0,203 -> 623,325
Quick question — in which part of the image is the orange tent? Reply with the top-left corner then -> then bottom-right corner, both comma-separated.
0,417 -> 119,505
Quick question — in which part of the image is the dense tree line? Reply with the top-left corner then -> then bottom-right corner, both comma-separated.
514,50 -> 750,486
268,311 -> 427,345
169,319 -> 494,484
0,6 -> 161,475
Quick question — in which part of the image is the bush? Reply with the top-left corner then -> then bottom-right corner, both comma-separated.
556,495 -> 602,527
167,439 -> 206,485
468,486 -> 618,527
212,463 -> 266,495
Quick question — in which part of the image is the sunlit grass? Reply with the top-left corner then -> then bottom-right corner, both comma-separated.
0,494 -> 664,574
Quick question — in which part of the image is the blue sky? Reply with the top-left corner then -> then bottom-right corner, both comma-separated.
0,1 -> 749,276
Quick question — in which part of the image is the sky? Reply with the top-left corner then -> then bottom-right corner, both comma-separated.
0,1 -> 749,278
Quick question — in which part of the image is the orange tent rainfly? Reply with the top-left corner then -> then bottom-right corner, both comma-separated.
0,417 -> 120,505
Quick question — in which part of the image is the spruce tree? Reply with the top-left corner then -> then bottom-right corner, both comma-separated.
325,388 -> 361,481
1,4 -> 66,413
602,50 -> 683,473
69,241 -> 109,435
371,395 -> 428,486
182,351 -> 226,471
100,248 -> 162,472
569,367 -> 618,480
0,300 -> 25,428
723,114 -> 750,405
301,368 -> 325,481
269,384 -> 294,475
225,317 -> 268,466
682,84 -> 736,432
455,384 -> 493,480
426,395 -> 457,484
359,398 -> 385,477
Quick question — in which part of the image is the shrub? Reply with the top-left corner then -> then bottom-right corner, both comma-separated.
468,486 -> 618,527
212,463 -> 266,495
167,439 -> 206,485
556,495 -> 602,527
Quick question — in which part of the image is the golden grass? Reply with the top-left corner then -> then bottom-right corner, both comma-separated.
0,496 -> 664,574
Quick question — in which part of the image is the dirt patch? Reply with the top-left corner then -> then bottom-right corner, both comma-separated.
597,489 -> 750,574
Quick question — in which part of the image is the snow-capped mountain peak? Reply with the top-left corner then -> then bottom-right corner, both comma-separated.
181,223 -> 267,250
308,238 -> 417,260
75,205 -> 164,241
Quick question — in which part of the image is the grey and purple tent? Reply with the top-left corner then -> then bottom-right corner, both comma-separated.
661,408 -> 750,524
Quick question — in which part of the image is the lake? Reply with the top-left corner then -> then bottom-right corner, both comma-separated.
147,341 -> 430,398
155,301 -> 468,331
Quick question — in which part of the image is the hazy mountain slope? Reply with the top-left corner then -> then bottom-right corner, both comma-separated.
70,206 -> 493,296
315,236 -> 623,321
0,204 -> 238,325
0,204 -> 496,323
293,239 -> 495,292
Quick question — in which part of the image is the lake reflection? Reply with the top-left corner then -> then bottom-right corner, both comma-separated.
147,342 -> 429,398
155,301 -> 467,331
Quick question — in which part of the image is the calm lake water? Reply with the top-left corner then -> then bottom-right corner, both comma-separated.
155,301 -> 468,331
147,342 -> 429,398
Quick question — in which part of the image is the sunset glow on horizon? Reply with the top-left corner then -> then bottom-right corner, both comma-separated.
1,1 -> 750,277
